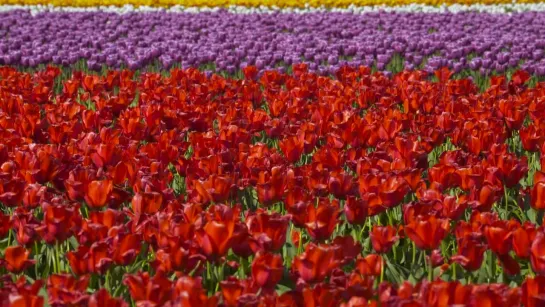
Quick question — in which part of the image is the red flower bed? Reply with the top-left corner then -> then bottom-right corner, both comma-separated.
0,64 -> 545,305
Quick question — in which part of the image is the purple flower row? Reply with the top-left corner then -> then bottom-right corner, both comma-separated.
2,10 -> 545,75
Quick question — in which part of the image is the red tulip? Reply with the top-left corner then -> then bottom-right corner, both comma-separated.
132,191 -> 163,215
193,174 -> 233,204
293,243 -> 339,283
279,135 -> 305,163
0,211 -> 11,239
84,179 -> 113,209
124,272 -> 173,306
256,166 -> 286,206
88,289 -> 127,307
522,276 -> 545,307
356,254 -> 383,277
66,242 -> 112,275
47,274 -> 90,306
36,204 -> 78,244
112,234 -> 141,266
344,196 -> 368,225
483,224 -> 512,256
513,223 -> 538,259
173,276 -> 219,306
196,216 -> 236,259
405,216 -> 450,250
2,246 -> 35,273
370,225 -> 399,254
0,177 -> 26,207
451,234 -> 486,272
332,236 -> 362,265
251,251 -> 283,290
531,232 -> 545,275
246,210 -> 289,252
532,171 -> 545,210
220,278 -> 244,307
304,199 -> 340,242
328,170 -> 355,199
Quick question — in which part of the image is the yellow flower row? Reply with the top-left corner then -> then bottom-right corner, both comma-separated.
0,0 -> 542,8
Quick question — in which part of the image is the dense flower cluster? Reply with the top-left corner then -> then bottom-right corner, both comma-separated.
0,64 -> 545,305
2,0 -> 544,8
2,10 -> 545,78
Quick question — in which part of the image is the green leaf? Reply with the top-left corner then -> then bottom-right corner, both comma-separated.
528,208 -> 537,224
276,284 -> 292,295
39,287 -> 50,307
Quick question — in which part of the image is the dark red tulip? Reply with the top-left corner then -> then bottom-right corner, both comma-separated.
344,196 -> 368,225
451,233 -> 486,272
332,236 -> 362,265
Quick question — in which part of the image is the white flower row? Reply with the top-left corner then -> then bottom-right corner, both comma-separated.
2,3 -> 545,15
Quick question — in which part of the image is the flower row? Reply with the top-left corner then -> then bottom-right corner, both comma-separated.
5,3 -> 545,14
1,0 -> 543,8
2,10 -> 545,78
5,2 -> 545,15
0,64 -> 544,305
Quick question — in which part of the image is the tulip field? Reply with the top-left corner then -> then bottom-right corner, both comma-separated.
4,1 -> 545,307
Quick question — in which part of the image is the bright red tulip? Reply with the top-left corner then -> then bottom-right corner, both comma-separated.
84,179 -> 113,209
404,216 -> 450,250
293,243 -> 339,283
2,246 -> 35,273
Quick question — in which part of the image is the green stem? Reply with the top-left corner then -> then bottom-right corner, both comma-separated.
504,186 -> 509,220
105,269 -> 110,291
380,257 -> 384,284
81,203 -> 89,219
529,262 -> 536,278
51,246 -> 58,274
297,232 -> 303,255
387,209 -> 394,226
239,257 -> 247,278
412,241 -> 416,266
488,251 -> 496,282
428,251 -> 433,281
7,229 -> 12,248
55,241 -> 62,273
358,223 -> 365,243
34,241 -> 39,279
